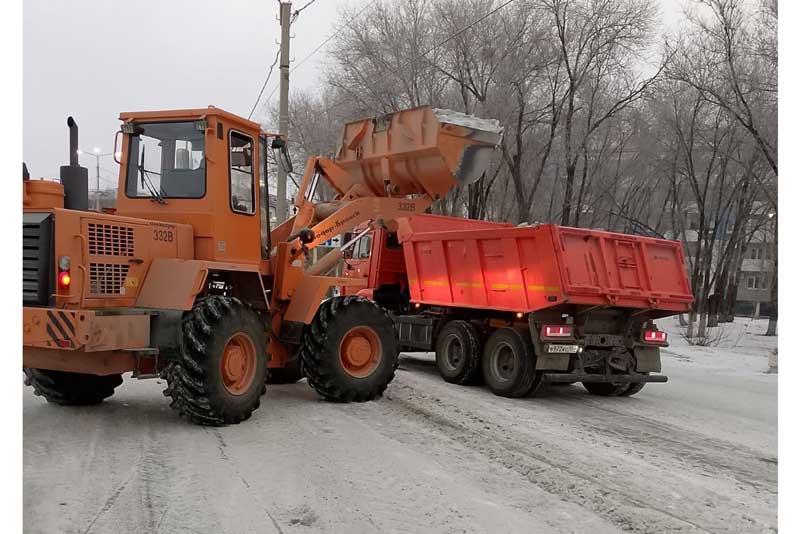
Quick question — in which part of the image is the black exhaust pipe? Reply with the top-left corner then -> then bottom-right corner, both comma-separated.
68,117 -> 79,166
59,116 -> 88,210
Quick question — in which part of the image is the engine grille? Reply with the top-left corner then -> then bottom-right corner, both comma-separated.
23,213 -> 52,305
88,223 -> 135,256
89,263 -> 130,296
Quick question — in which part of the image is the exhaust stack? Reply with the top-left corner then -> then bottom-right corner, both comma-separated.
59,116 -> 89,210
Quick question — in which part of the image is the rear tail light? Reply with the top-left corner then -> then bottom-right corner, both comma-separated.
541,325 -> 573,338
58,271 -> 71,288
643,329 -> 667,345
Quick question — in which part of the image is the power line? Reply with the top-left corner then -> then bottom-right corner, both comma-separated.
263,0 -> 379,105
291,0 -> 319,22
248,48 -> 281,120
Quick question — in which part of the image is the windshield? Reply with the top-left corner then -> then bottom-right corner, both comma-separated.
125,121 -> 206,199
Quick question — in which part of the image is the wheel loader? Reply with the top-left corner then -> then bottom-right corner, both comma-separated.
22,105 -> 502,425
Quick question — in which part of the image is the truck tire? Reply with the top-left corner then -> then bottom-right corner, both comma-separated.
435,320 -> 482,385
481,328 -> 540,398
619,381 -> 647,397
267,358 -> 304,384
300,296 -> 398,403
163,296 -> 268,426
23,368 -> 123,405
582,382 -> 629,396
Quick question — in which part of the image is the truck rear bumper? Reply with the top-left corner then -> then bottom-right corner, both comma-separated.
544,372 -> 668,384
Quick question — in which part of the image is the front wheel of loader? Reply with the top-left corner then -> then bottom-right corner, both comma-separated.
163,296 -> 267,426
23,368 -> 123,405
300,296 -> 398,403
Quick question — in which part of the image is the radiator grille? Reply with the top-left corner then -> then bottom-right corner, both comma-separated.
23,213 -> 52,305
89,263 -> 130,295
88,223 -> 134,256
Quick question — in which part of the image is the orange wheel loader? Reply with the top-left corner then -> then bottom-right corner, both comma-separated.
22,106 -> 502,425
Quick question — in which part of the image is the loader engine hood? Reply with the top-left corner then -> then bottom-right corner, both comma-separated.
333,106 -> 502,200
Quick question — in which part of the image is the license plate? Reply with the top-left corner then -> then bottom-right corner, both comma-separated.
547,344 -> 579,354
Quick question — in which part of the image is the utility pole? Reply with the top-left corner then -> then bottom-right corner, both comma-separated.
77,147 -> 118,211
276,1 -> 292,223
95,155 -> 101,211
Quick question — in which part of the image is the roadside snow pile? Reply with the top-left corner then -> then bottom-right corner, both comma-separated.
656,316 -> 777,375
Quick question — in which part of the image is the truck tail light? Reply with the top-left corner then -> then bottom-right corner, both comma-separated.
643,329 -> 667,345
541,325 -> 573,339
58,271 -> 71,288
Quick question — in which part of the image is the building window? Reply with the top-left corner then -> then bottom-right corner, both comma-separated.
750,247 -> 763,260
746,275 -> 761,289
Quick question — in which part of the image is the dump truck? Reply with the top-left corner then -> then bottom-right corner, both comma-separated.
341,215 -> 693,397
22,106 -> 503,424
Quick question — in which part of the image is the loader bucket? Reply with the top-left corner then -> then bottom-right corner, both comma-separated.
334,106 -> 502,200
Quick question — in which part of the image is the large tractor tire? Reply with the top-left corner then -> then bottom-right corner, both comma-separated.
267,358 -> 304,384
481,327 -> 544,398
300,296 -> 398,403
23,368 -> 122,405
163,296 -> 268,426
435,320 -> 482,385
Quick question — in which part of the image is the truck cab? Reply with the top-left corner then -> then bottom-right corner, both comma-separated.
341,225 -> 409,311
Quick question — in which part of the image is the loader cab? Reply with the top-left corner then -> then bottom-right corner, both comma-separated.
114,107 -> 282,266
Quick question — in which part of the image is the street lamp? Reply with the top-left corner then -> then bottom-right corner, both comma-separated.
77,148 -> 118,211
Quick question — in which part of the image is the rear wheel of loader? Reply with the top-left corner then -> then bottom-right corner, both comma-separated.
435,320 -> 482,385
23,368 -> 122,405
300,296 -> 398,403
163,296 -> 267,426
481,328 -> 542,398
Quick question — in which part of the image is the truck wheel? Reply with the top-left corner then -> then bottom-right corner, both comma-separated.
435,320 -> 482,385
163,296 -> 267,426
267,358 -> 304,384
619,381 -> 647,397
481,328 -> 540,398
300,296 -> 398,403
582,382 -> 628,396
23,368 -> 123,405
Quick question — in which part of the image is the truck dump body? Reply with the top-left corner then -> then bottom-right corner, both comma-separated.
398,217 -> 692,316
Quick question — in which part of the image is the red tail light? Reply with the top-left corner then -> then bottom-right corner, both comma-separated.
58,271 -> 71,288
643,329 -> 667,345
541,325 -> 573,338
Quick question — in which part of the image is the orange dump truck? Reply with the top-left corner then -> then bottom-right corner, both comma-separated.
343,215 -> 693,398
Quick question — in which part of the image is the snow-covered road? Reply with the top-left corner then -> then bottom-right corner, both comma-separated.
24,322 -> 777,534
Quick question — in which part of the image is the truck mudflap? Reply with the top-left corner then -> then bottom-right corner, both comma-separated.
544,373 -> 668,384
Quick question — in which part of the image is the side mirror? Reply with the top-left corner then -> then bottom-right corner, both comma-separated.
113,131 -> 122,165
271,137 -> 293,173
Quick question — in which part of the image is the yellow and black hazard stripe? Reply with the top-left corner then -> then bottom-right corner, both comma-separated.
45,310 -> 77,348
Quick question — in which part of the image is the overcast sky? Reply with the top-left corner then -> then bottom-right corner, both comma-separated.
23,0 -> 685,186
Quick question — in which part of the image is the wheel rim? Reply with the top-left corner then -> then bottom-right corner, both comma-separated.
442,335 -> 464,372
490,342 -> 516,382
339,326 -> 383,378
220,333 -> 258,395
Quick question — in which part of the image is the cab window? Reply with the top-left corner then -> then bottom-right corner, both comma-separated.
229,131 -> 255,214
356,235 -> 372,259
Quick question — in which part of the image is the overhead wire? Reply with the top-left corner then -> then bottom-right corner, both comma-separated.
248,48 -> 282,120
262,0 -> 379,105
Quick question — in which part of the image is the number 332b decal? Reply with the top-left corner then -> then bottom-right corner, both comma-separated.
153,229 -> 174,242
